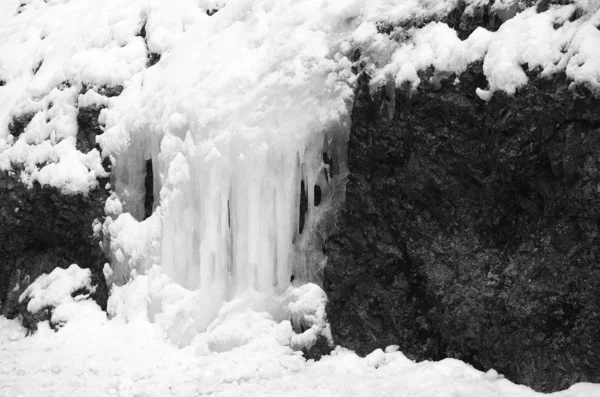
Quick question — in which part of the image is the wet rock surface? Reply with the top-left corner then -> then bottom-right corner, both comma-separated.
324,63 -> 600,392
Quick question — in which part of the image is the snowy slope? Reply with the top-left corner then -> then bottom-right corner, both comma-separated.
2,0 -> 600,396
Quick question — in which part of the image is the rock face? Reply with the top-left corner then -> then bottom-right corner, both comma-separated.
324,63 -> 600,392
0,171 -> 109,327
0,91 -> 112,330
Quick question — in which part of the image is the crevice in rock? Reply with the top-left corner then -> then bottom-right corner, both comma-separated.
323,153 -> 334,181
299,180 -> 308,234
144,159 -> 154,219
314,185 -> 322,207
227,199 -> 231,229
32,60 -> 43,75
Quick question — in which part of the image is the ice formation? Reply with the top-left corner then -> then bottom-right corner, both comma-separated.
97,0 -> 359,332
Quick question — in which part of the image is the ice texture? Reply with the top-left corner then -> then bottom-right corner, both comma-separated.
100,0 -> 355,329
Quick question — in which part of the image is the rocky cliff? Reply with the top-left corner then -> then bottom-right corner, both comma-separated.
324,59 -> 600,392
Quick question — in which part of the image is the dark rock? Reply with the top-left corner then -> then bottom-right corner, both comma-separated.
77,84 -> 123,154
81,83 -> 123,98
18,269 -> 104,333
76,105 -> 105,153
325,63 -> 600,392
444,0 -> 502,40
302,335 -> 334,360
8,112 -> 36,139
376,1 -> 507,41
536,0 -> 573,14
0,81 -> 119,332
147,52 -> 161,67
0,171 -> 110,331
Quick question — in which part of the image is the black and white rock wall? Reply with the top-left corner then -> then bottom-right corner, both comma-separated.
325,15 -> 600,394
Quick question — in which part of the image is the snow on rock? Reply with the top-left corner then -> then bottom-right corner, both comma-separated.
0,0 -> 148,193
17,264 -> 102,328
19,265 -> 95,313
373,23 -> 494,91
286,283 -> 332,349
0,0 -> 597,191
356,1 -> 600,98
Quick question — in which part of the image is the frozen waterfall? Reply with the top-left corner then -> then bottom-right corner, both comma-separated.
100,0 -> 355,331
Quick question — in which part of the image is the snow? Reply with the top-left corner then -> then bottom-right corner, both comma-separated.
99,0 -> 356,331
2,298 -> 599,396
374,23 -> 494,91
18,264 -> 95,315
2,1 -> 600,396
355,1 -> 600,98
2,266 -> 600,397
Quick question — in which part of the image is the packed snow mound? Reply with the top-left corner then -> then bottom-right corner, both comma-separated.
107,266 -> 331,351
